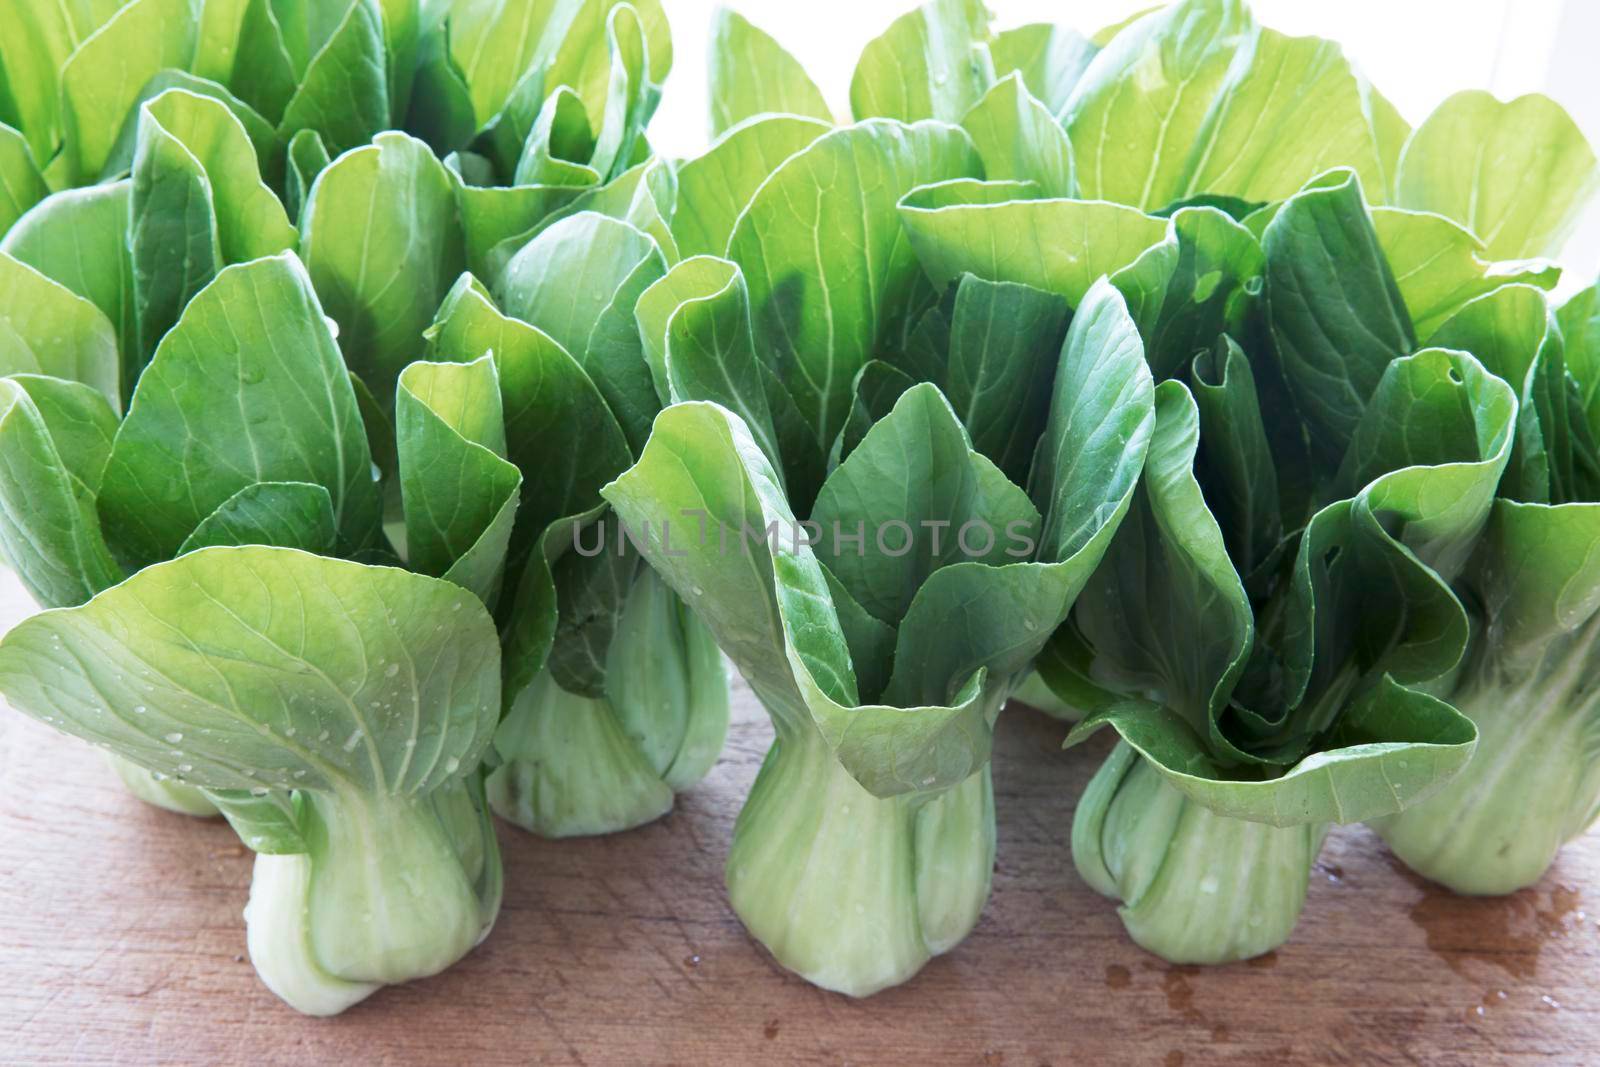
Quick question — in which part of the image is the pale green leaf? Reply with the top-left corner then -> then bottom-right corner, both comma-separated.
0,253 -> 121,411
1397,90 -> 1600,260
0,546 -> 501,795
849,0 -> 994,125
728,119 -> 981,450
301,132 -> 467,408
672,114 -> 829,260
707,6 -> 831,137
97,254 -> 381,566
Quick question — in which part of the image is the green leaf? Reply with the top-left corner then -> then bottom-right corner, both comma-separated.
0,253 -> 121,411
811,384 -> 1038,628
1263,169 -> 1414,466
509,86 -> 597,186
424,274 -> 631,545
275,0 -> 391,155
1063,0 -> 1251,210
542,533 -> 637,696
195,0 -> 252,84
989,22 -> 1097,119
899,180 -> 1168,308
228,0 -> 300,125
97,254 -> 380,566
1190,338 -> 1280,578
941,274 -> 1069,480
446,0 -> 674,139
497,211 -> 664,453
1,183 -> 137,392
1132,205 -> 1264,381
728,120 -> 981,451
177,480 -> 338,555
403,14 -> 477,155
207,788 -> 308,854
707,7 -> 831,137
555,156 -> 678,260
58,0 -> 201,184
1396,90 -> 1600,260
0,376 -> 124,608
1374,207 -> 1559,342
0,122 -> 46,234
1471,501 -> 1600,650
1265,352 -> 1512,719
284,127 -> 330,224
1178,28 -> 1406,206
1430,284 -> 1593,506
1063,1 -> 1405,209
0,0 -> 125,163
849,0 -> 993,125
1561,284 -> 1600,438
0,546 -> 501,796
1073,379 -> 1255,756
598,401 -> 839,710
1068,677 -> 1477,826
2,375 -> 118,492
582,2 -> 658,185
672,114 -> 830,260
145,90 -> 295,261
839,360 -> 917,461
636,257 -> 777,459
883,287 -> 1156,700
131,88 -> 298,360
301,132 -> 467,408
448,160 -> 591,281
1335,348 -> 1515,578
959,74 -> 1073,198
443,0 -> 565,131
396,356 -> 522,605
99,70 -> 281,186
843,282 -> 1152,772
378,0 -> 420,120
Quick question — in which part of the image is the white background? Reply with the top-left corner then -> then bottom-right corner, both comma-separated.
649,0 -> 1600,281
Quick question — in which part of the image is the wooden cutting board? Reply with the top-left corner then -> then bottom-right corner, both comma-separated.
1,572 -> 1596,1065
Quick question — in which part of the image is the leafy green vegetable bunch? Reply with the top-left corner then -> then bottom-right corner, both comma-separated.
709,0 -> 1592,967
0,94 -> 506,1011
0,0 -> 677,235
993,0 -> 1598,959
0,0 -> 425,229
214,0 -> 732,831
587,1 -> 1183,996
1369,112 -> 1600,893
383,0 -> 733,839
1054,170 -> 1526,964
0,0 -> 710,1012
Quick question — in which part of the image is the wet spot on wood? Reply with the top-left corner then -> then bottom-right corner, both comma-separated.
1393,853 -> 1584,981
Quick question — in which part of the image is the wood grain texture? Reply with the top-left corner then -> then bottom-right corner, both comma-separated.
0,569 -> 1597,1066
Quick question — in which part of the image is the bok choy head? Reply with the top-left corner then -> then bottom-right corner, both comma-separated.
0,90 -> 511,1013
601,98 -> 1156,993
273,1 -> 728,838
1371,91 -> 1600,890
1039,170 -> 1525,962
